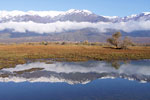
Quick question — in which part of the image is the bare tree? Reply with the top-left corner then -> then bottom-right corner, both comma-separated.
121,37 -> 133,49
107,32 -> 133,49
107,32 -> 121,48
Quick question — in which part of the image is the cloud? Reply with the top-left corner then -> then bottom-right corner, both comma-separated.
0,21 -> 150,34
2,61 -> 150,75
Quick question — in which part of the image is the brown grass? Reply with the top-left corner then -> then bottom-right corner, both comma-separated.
0,44 -> 149,69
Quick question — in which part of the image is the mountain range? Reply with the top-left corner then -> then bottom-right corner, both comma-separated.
0,9 -> 150,43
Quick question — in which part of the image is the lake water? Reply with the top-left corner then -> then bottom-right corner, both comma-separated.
0,60 -> 150,100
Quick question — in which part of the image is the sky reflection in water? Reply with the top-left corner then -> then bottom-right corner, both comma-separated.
0,60 -> 150,100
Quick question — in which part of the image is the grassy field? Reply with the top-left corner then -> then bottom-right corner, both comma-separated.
0,43 -> 150,69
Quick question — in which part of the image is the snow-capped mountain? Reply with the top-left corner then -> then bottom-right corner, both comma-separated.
0,9 -> 149,23
0,9 -> 149,43
117,12 -> 150,22
0,9 -> 110,23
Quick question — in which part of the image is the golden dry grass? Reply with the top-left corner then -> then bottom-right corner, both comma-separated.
0,44 -> 150,69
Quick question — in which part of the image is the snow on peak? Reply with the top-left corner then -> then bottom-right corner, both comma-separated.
0,9 -> 93,18
125,14 -> 138,19
0,10 -> 65,18
102,16 -> 119,19
66,9 -> 93,15
67,9 -> 77,13
27,10 -> 65,17
125,12 -> 150,19
129,14 -> 137,18
143,12 -> 150,15
82,10 -> 93,14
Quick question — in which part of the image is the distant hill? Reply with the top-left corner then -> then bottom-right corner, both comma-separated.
0,9 -> 149,43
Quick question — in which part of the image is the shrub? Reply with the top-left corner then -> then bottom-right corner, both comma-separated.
40,41 -> 48,45
120,37 -> 133,49
107,32 -> 122,48
61,42 -> 67,45
82,40 -> 89,45
107,32 -> 133,49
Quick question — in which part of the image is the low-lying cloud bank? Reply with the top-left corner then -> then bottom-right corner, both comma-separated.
0,21 -> 150,34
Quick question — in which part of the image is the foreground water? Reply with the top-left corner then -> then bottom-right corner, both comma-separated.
0,60 -> 150,100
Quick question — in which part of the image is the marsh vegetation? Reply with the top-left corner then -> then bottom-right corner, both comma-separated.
0,42 -> 149,69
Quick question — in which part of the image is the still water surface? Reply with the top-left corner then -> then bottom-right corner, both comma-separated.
0,60 -> 150,100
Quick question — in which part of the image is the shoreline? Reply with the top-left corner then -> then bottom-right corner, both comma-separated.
0,44 -> 149,69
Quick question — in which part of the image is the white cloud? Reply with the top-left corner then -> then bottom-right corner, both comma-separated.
0,21 -> 150,34
2,61 -> 150,75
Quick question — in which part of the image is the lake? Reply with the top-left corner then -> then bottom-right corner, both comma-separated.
0,60 -> 150,100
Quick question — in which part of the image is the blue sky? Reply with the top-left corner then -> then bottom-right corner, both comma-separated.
0,0 -> 149,17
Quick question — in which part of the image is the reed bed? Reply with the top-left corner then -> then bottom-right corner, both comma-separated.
0,44 -> 149,69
